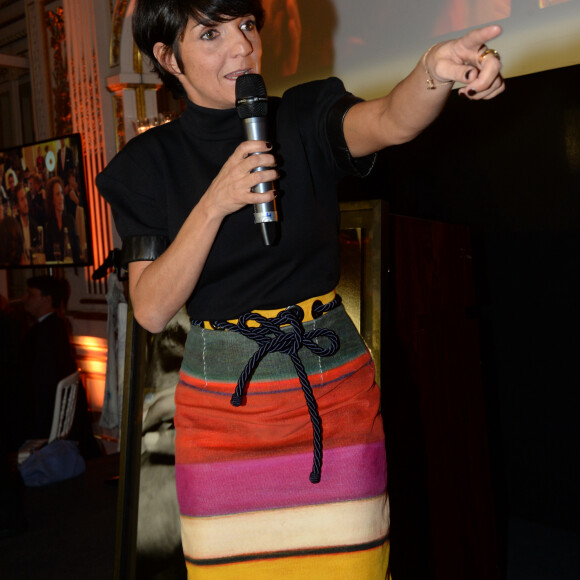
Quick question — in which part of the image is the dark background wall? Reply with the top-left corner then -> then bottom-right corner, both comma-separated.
339,63 -> 580,573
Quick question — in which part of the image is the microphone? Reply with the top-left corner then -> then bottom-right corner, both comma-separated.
235,73 -> 278,246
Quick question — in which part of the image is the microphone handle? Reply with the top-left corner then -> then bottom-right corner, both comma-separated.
242,117 -> 278,246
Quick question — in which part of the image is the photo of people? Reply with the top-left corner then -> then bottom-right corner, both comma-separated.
0,134 -> 92,268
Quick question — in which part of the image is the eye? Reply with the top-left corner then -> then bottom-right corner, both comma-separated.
201,28 -> 219,41
240,19 -> 256,32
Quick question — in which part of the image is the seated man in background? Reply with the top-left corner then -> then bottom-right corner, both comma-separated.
19,275 -> 77,440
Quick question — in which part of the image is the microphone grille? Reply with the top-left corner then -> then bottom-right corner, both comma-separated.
236,74 -> 268,119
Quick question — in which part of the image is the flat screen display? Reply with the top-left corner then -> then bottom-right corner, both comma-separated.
0,133 -> 93,269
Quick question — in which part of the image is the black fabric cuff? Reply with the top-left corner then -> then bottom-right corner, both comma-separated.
121,235 -> 168,267
327,94 -> 376,177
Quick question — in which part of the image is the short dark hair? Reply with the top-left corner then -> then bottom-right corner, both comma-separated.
30,173 -> 44,187
27,275 -> 70,309
133,0 -> 265,97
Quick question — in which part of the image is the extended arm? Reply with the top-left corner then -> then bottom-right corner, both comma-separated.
344,25 -> 505,157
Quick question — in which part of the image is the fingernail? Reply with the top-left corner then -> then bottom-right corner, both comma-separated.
265,142 -> 272,149
465,69 -> 474,81
468,89 -> 477,97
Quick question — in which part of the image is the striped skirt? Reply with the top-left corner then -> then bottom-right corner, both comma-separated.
174,304 -> 391,579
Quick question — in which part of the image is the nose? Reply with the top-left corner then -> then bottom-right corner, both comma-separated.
230,27 -> 253,58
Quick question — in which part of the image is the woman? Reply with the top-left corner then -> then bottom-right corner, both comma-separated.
97,1 -> 504,577
44,176 -> 81,263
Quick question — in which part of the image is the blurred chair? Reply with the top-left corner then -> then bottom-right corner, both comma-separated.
17,370 -> 81,464
48,370 -> 81,442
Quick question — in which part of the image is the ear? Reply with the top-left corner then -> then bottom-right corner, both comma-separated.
153,42 -> 182,76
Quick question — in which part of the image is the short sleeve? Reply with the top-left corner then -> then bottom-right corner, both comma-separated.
326,93 -> 376,177
282,78 -> 376,179
96,135 -> 170,265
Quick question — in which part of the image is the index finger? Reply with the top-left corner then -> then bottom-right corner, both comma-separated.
458,24 -> 503,53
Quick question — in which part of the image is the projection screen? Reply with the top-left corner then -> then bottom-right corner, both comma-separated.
261,0 -> 580,99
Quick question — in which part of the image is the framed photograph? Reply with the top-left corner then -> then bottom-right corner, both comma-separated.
0,133 -> 93,269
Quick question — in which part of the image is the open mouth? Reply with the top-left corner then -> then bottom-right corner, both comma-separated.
225,69 -> 251,81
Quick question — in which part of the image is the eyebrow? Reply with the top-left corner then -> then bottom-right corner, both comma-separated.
191,18 -> 219,30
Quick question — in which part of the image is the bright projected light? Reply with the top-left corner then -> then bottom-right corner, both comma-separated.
261,0 -> 580,98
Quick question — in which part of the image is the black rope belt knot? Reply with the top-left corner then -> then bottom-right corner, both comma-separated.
192,295 -> 342,483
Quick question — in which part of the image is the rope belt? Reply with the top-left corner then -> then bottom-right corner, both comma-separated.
196,290 -> 337,329
191,293 -> 342,484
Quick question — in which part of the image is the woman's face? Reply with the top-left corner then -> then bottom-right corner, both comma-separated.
52,183 -> 65,212
160,15 -> 262,109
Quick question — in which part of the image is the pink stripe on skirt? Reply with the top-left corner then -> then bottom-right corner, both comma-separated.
176,441 -> 387,517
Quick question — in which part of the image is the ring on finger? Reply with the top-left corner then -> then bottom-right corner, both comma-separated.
478,48 -> 500,65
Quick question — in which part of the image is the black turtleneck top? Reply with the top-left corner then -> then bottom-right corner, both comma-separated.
97,78 -> 375,320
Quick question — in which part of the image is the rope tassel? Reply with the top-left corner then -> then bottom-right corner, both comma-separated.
195,297 -> 341,483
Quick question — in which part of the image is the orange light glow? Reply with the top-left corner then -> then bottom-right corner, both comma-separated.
75,335 -> 108,352
73,335 -> 108,411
